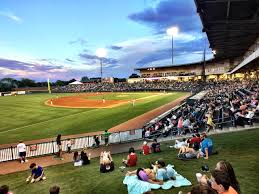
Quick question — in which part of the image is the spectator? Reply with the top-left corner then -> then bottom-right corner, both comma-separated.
126,168 -> 162,185
73,151 -> 82,166
26,163 -> 46,183
206,114 -> 215,133
100,151 -> 114,173
154,159 -> 176,184
102,130 -> 112,146
197,133 -> 213,160
189,134 -> 202,146
56,134 -> 63,160
151,139 -> 161,153
93,135 -> 100,148
215,161 -> 241,194
173,138 -> 188,149
210,170 -> 238,194
122,147 -> 137,167
66,139 -> 72,153
0,185 -> 13,194
81,149 -> 91,165
17,141 -> 28,163
49,185 -> 60,194
142,141 -> 150,155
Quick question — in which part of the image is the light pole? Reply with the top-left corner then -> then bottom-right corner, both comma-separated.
166,26 -> 179,65
96,48 -> 107,82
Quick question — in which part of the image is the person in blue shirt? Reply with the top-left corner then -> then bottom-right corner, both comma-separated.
197,133 -> 213,160
26,163 -> 46,183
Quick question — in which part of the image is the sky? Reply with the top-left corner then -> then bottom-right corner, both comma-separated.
0,0 -> 213,81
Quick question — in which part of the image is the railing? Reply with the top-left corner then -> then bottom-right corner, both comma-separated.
0,129 -> 143,163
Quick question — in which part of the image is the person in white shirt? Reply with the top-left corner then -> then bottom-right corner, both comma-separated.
17,141 -> 28,163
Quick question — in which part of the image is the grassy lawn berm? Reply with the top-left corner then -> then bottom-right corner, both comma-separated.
0,129 -> 258,194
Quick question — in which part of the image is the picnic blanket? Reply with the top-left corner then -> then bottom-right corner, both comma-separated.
123,165 -> 191,194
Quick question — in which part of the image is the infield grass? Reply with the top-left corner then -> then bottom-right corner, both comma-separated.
0,129 -> 258,194
0,92 -> 187,144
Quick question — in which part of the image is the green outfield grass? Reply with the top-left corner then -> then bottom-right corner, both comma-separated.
0,129 -> 258,194
0,92 -> 187,144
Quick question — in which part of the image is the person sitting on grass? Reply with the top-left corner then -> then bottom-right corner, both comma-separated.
0,185 -> 13,194
26,163 -> 46,183
122,147 -> 137,167
126,168 -> 163,185
178,142 -> 200,159
210,170 -> 238,194
81,148 -> 91,165
197,133 -> 213,160
49,185 -> 60,194
200,161 -> 241,194
100,151 -> 114,173
173,138 -> 188,149
151,139 -> 161,153
142,141 -> 150,155
73,151 -> 82,166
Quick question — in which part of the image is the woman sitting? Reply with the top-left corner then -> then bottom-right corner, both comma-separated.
80,149 -> 91,165
200,160 -> 241,194
73,151 -> 82,166
122,147 -> 137,167
100,151 -> 114,173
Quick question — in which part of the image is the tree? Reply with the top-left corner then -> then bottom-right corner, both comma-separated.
81,76 -> 89,82
0,78 -> 18,91
55,80 -> 67,86
67,78 -> 76,84
18,78 -> 37,87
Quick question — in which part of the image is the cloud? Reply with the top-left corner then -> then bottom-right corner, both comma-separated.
110,45 -> 123,50
66,58 -> 75,62
69,38 -> 88,46
79,52 -> 118,65
128,0 -> 201,33
0,11 -> 22,23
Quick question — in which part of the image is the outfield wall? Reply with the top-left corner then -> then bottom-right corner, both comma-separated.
0,129 -> 143,162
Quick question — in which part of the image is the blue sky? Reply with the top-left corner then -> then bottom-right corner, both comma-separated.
0,0 -> 213,81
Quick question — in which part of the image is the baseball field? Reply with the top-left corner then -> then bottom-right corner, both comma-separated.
0,92 -> 188,145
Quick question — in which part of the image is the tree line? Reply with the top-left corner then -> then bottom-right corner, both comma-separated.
0,76 -> 131,92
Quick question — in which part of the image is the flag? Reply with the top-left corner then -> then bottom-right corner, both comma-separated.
47,78 -> 51,94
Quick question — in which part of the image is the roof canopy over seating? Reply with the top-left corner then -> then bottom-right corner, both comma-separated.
195,0 -> 259,60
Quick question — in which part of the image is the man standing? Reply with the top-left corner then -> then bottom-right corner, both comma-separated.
17,141 -> 28,163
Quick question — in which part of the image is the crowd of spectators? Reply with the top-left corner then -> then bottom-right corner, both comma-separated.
52,80 -> 203,93
142,80 -> 259,139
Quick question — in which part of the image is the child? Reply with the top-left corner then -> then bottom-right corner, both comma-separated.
26,163 -> 46,183
66,139 -> 72,153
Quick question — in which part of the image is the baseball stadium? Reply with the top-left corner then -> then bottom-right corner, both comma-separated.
0,0 -> 259,194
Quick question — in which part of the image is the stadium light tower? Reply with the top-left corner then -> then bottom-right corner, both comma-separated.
96,48 -> 107,82
166,26 -> 179,65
